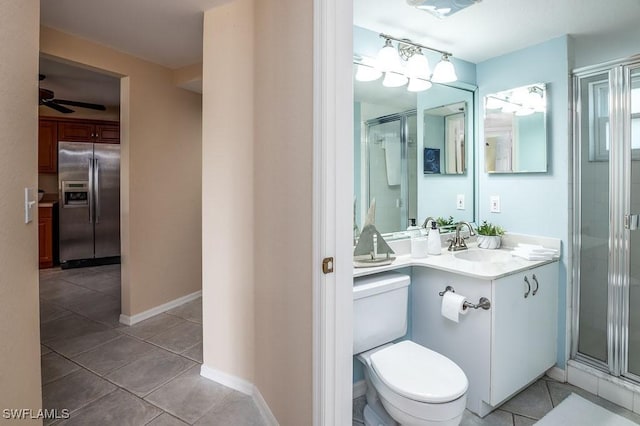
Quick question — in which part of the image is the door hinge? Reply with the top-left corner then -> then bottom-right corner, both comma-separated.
322,257 -> 334,274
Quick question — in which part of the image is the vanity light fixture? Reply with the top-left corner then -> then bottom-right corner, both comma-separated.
485,84 -> 546,116
431,54 -> 458,83
407,0 -> 482,19
354,56 -> 383,82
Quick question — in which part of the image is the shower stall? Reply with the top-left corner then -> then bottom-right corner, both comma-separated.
573,56 -> 640,383
361,110 -> 417,234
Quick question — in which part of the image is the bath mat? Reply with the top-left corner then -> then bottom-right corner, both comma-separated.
535,393 -> 638,425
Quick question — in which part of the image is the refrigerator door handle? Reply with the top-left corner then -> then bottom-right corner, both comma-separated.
95,158 -> 101,224
88,158 -> 94,224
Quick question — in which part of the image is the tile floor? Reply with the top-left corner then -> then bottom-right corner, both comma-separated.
353,375 -> 640,425
39,265 -> 266,426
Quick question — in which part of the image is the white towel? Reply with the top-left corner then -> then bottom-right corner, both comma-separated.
512,243 -> 559,261
383,136 -> 401,186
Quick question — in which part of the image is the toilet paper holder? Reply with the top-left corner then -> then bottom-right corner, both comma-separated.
438,285 -> 491,311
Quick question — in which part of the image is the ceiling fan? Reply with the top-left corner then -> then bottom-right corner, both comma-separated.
38,74 -> 106,114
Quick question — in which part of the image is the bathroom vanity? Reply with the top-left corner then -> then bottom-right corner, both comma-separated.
353,235 -> 560,417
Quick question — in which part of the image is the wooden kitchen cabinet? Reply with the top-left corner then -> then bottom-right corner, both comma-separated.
38,119 -> 58,173
58,119 -> 120,144
39,206 -> 54,268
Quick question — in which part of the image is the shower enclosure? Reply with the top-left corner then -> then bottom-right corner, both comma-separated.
573,56 -> 640,382
362,111 -> 417,234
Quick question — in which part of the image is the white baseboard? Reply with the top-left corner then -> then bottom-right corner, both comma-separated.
119,290 -> 202,326
546,366 -> 567,382
200,364 -> 279,425
353,380 -> 367,399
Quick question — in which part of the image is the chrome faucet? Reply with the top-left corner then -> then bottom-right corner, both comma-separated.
447,221 -> 476,251
422,216 -> 435,229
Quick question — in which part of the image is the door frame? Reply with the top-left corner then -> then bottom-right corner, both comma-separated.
312,0 -> 354,424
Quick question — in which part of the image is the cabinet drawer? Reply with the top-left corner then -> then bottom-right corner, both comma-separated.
58,122 -> 94,141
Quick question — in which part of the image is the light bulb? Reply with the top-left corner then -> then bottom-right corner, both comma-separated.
431,55 -> 457,83
406,50 -> 431,79
383,72 -> 408,88
376,40 -> 401,73
355,64 -> 382,82
407,78 -> 432,92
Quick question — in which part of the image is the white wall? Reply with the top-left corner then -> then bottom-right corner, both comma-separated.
0,0 -> 42,419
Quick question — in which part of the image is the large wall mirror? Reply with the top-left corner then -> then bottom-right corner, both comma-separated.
484,83 -> 547,173
354,77 -> 476,236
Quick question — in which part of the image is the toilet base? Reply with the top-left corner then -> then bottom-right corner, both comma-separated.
363,404 -> 397,426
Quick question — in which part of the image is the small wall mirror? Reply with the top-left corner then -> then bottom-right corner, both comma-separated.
423,102 -> 467,175
484,83 -> 547,173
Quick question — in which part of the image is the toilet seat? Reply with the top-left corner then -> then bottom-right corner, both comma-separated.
370,341 -> 468,403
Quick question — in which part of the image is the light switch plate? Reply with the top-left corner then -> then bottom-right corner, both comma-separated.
25,187 -> 36,223
456,194 -> 465,210
490,195 -> 501,213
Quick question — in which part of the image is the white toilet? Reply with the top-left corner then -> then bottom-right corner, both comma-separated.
354,272 -> 468,426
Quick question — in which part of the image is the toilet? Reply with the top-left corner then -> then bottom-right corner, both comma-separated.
354,272 -> 468,426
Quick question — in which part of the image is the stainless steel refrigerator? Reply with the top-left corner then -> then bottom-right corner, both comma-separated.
58,141 -> 120,265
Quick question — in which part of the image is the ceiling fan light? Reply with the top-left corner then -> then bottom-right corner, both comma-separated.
376,40 -> 401,72
431,55 -> 457,83
406,51 -> 431,79
383,72 -> 408,88
407,78 -> 432,92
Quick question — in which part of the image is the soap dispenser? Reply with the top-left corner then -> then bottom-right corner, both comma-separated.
406,218 -> 421,238
427,221 -> 441,255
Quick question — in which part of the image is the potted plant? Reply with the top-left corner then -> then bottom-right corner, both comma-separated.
476,220 -> 505,249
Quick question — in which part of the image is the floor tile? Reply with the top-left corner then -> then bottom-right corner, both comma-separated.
41,353 -> 80,385
72,335 -> 158,375
106,349 -> 195,397
147,321 -> 202,354
42,369 -> 116,415
46,325 -> 121,358
513,414 -> 536,426
182,341 -> 203,363
40,280 -> 98,307
120,314 -> 186,341
145,413 -> 189,426
40,301 -> 73,324
460,409 -> 513,426
57,389 -> 161,426
352,395 -> 366,424
61,270 -> 107,288
194,392 -> 266,426
67,294 -> 121,328
145,365 -> 231,423
40,314 -> 109,344
167,298 -> 202,323
41,344 -> 52,355
500,379 -> 553,420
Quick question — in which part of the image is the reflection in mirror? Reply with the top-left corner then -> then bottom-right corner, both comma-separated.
484,83 -> 547,173
423,102 -> 467,174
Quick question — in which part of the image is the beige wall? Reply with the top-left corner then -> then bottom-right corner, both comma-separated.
253,0 -> 314,423
201,0 -> 314,424
40,27 -> 203,316
201,0 -> 255,382
0,0 -> 42,422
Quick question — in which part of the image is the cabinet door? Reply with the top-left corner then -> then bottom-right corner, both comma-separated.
95,123 -> 119,144
490,262 -> 558,406
38,207 -> 53,268
38,120 -> 57,173
58,121 -> 94,142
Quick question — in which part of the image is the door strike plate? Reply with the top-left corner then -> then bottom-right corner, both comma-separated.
322,257 -> 334,274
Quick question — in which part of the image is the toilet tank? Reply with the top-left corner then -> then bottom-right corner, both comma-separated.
353,272 -> 410,354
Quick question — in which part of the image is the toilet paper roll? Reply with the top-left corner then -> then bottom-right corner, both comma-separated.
441,292 -> 468,323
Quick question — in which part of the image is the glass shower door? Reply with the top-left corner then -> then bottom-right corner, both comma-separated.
576,70 -> 611,366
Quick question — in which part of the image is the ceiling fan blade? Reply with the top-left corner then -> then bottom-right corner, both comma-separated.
42,100 -> 74,114
53,99 -> 106,111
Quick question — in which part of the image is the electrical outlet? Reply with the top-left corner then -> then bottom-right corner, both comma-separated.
456,194 -> 465,210
490,195 -> 501,213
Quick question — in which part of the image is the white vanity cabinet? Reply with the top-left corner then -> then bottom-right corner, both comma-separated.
490,262 -> 558,406
411,260 -> 558,417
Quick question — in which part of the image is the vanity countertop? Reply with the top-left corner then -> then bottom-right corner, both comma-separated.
353,240 -> 560,280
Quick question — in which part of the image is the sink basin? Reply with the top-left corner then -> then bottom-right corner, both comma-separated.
454,249 -> 512,263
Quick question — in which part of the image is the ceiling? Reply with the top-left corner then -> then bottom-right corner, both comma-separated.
354,0 -> 640,64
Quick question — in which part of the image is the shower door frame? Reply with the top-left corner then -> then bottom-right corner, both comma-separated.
364,109 -> 417,232
572,54 -> 640,383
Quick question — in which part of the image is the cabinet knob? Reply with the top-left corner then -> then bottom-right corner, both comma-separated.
532,274 -> 539,296
524,276 -> 531,298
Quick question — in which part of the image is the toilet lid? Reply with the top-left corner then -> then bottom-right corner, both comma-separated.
370,341 -> 468,403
